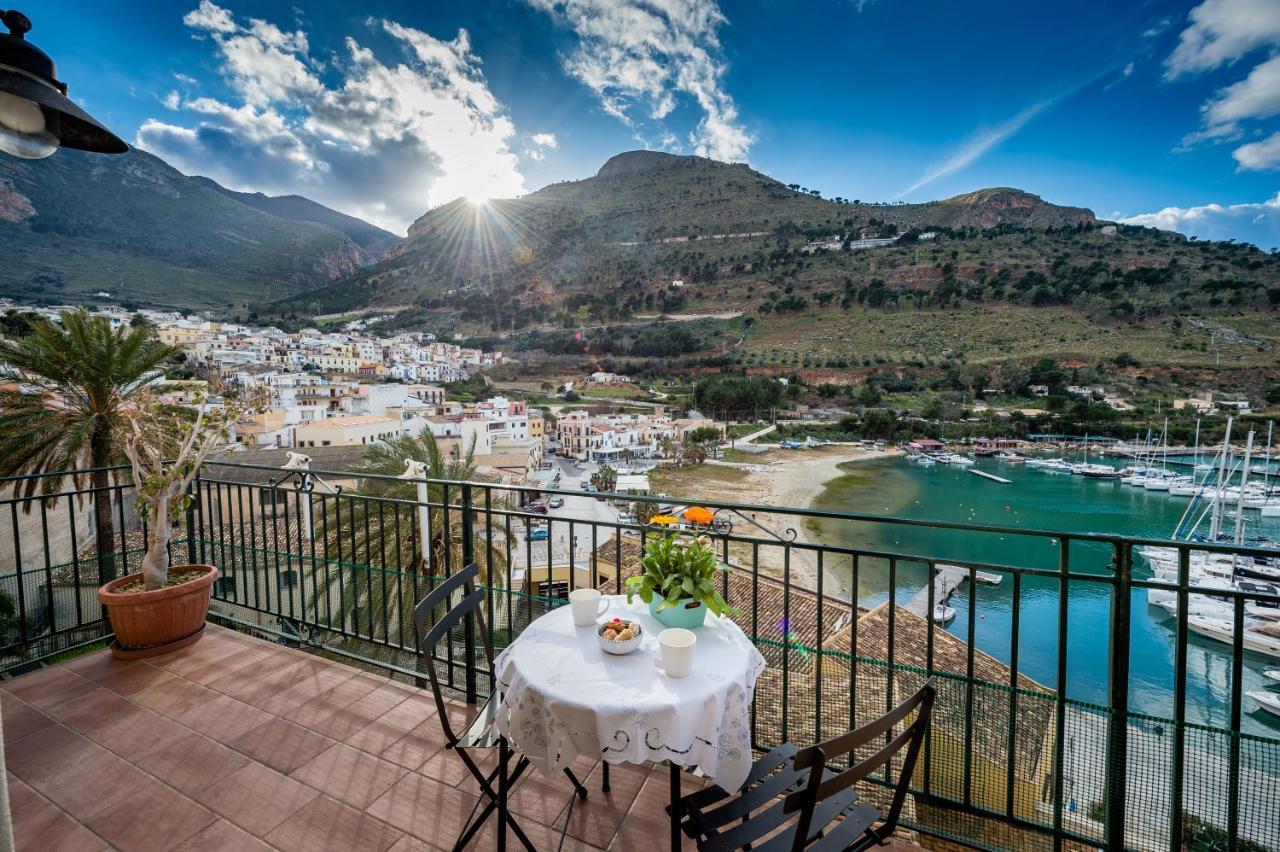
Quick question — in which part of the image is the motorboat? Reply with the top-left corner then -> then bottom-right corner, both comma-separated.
1246,689 -> 1280,718
1078,463 -> 1121,478
933,602 -> 956,625
1264,669 -> 1280,685
1186,615 -> 1280,659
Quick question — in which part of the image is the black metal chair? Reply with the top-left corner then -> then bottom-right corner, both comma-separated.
415,563 -> 591,852
672,680 -> 936,851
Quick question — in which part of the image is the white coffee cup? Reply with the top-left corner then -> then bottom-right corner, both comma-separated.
658,628 -> 697,678
569,588 -> 609,626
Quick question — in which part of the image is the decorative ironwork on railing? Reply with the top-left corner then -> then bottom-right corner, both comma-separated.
1,460 -> 1278,851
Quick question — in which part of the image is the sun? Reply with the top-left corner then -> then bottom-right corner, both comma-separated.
465,194 -> 491,207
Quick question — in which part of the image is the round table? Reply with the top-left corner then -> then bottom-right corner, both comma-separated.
492,595 -> 766,844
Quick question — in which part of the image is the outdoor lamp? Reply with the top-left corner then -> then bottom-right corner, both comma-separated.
0,9 -> 126,159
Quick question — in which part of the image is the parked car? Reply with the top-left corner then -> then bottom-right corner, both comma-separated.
527,528 -> 550,541
548,497 -> 564,509
527,503 -> 549,514
582,484 -> 597,493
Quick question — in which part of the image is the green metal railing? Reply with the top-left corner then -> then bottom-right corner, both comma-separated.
2,460 -> 1279,850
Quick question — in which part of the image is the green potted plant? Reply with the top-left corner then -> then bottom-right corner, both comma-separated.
98,383 -> 261,658
625,534 -> 732,629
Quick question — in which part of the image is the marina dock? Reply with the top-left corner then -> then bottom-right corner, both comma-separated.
968,469 -> 1012,484
906,564 -> 1003,617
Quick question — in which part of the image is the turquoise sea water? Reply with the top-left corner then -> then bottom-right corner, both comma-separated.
811,455 -> 1280,738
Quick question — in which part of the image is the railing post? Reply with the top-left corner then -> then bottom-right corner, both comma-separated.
461,483 -> 478,704
186,474 -> 199,568
1105,541 -> 1131,851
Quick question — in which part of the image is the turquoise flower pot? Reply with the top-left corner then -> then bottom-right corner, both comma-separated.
649,596 -> 708,629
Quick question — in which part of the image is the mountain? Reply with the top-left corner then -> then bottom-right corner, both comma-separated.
0,148 -> 364,310
272,149 -> 1118,317
190,177 -> 402,258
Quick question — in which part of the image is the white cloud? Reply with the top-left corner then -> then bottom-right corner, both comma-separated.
139,2 -> 525,232
1120,191 -> 1280,250
1234,130 -> 1280,169
1166,0 -> 1280,168
898,98 -> 1055,198
527,0 -> 752,161
183,0 -> 237,34
1164,0 -> 1280,78
531,132 -> 559,149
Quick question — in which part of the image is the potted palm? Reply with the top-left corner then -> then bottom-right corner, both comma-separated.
98,383 -> 261,658
625,534 -> 732,629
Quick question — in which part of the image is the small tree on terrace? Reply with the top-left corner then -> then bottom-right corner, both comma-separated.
121,383 -> 266,589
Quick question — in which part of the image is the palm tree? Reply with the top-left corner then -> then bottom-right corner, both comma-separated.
309,428 -> 511,642
0,310 -> 177,582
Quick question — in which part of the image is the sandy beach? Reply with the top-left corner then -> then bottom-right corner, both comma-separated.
649,444 -> 901,590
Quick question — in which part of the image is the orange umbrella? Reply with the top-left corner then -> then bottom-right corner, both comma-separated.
683,506 -> 715,525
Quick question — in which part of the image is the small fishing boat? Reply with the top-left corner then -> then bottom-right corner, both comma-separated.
933,602 -> 956,625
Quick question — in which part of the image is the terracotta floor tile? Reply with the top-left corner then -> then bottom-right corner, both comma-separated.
30,744 -> 157,821
138,733 -> 250,794
264,795 -> 403,852
277,672 -> 383,729
8,778 -> 106,852
253,665 -> 358,717
90,663 -> 183,696
365,771 -> 482,847
181,645 -> 290,687
170,819 -> 272,852
417,742 -> 498,791
475,815 -> 606,852
84,705 -> 192,762
290,742 -> 407,809
385,835 -> 436,852
42,687 -> 142,734
210,658 -> 329,707
376,717 -> 452,772
5,725 -> 100,785
1,666 -> 89,709
84,781 -> 215,852
609,767 -> 704,852
1,693 -> 55,745
58,650 -> 139,682
308,682 -> 412,741
170,693 -> 273,744
131,678 -> 221,719
228,717 -> 334,774
342,693 -> 436,755
197,761 -> 320,837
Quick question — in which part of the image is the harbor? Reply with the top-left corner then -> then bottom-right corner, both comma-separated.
808,431 -> 1280,738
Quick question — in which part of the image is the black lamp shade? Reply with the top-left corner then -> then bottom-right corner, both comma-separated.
0,10 -> 127,155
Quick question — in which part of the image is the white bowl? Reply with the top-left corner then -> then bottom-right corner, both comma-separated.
597,620 -> 644,655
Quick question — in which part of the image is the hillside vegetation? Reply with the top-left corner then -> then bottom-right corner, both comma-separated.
274,151 -> 1275,337
0,149 -> 367,310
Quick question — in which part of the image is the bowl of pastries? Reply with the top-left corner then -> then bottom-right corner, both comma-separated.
597,617 -> 644,655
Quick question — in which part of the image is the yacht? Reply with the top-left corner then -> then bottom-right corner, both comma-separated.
1078,463 -> 1122,478
1186,615 -> 1280,659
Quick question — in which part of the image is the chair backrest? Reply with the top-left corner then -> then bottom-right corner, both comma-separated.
787,679 -> 936,849
413,563 -> 491,746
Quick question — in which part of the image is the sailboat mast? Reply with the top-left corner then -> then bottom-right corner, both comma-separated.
1234,431 -> 1254,547
1210,416 -> 1233,541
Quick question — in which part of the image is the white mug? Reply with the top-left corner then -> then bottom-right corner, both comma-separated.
569,588 -> 609,626
658,628 -> 697,678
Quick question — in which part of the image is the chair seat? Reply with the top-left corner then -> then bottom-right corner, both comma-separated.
456,692 -> 503,749
675,743 -> 883,852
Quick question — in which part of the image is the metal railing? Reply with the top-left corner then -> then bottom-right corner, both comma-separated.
1,459 -> 1278,851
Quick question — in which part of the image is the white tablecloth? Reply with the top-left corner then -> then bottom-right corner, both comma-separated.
492,596 -> 766,791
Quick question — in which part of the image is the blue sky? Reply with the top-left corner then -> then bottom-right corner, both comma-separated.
35,0 -> 1280,246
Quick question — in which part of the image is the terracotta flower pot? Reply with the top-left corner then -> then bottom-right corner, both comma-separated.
98,565 -> 218,659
